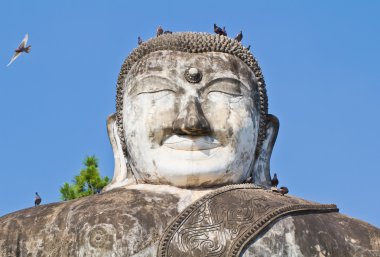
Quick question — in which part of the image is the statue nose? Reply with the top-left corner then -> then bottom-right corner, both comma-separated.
173,97 -> 211,136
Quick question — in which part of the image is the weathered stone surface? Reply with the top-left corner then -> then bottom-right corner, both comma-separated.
1,185 -> 379,257
243,213 -> 380,257
0,187 -> 180,257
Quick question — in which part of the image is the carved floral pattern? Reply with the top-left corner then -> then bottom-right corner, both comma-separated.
158,184 -> 338,257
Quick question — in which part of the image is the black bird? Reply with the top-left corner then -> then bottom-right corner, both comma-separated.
235,30 -> 243,42
271,173 -> 279,187
163,30 -> 172,34
279,187 -> 289,196
34,192 -> 41,206
156,26 -> 164,37
222,27 -> 227,36
137,36 -> 143,45
214,23 -> 227,36
246,45 -> 251,50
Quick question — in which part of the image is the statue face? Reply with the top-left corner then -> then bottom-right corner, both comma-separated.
122,51 -> 261,187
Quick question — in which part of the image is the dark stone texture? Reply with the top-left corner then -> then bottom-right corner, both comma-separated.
0,188 -> 180,257
293,212 -> 380,257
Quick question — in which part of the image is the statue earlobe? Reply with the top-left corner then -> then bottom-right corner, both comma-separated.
103,113 -> 136,191
253,114 -> 279,187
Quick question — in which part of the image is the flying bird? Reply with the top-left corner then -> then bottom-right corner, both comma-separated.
279,187 -> 289,196
271,173 -> 279,187
138,36 -> 143,45
156,26 -> 164,37
214,24 -> 227,36
235,31 -> 243,42
34,192 -> 41,206
7,33 -> 31,67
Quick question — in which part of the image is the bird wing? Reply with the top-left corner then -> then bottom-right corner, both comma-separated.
6,52 -> 22,67
18,33 -> 29,48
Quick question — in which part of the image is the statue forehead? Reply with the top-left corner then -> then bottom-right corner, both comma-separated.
126,51 -> 257,89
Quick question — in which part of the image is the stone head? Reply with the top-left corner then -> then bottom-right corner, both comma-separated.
105,33 -> 279,190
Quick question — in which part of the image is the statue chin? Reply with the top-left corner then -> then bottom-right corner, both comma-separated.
128,136 -> 255,188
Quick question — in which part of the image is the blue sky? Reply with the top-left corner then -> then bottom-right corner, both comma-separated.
0,1 -> 379,227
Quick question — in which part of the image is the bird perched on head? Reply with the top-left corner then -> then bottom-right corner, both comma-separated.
246,45 -> 251,50
156,26 -> 164,37
279,187 -> 289,196
222,27 -> 227,36
235,30 -> 243,42
137,36 -> 143,45
34,192 -> 41,206
7,33 -> 31,67
214,23 -> 227,36
271,173 -> 279,187
163,30 -> 172,34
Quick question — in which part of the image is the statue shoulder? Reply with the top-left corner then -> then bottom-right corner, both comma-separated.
243,206 -> 380,257
0,188 -> 181,256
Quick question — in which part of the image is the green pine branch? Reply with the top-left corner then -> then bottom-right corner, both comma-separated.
60,155 -> 109,201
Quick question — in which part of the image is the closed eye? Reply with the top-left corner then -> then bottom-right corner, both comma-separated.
135,88 -> 175,96
202,78 -> 243,97
129,76 -> 177,96
208,88 -> 242,97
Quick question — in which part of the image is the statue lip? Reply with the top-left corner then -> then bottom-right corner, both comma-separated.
163,135 -> 221,151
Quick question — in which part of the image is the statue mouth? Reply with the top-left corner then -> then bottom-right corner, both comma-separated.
162,135 -> 221,151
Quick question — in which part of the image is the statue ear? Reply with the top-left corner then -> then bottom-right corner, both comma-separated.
103,113 -> 136,191
252,114 -> 279,187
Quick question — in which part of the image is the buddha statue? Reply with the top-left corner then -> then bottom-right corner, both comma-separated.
0,32 -> 379,257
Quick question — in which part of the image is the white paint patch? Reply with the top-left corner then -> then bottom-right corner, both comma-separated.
130,244 -> 157,257
124,184 -> 212,212
242,216 -> 304,257
314,245 -> 325,257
